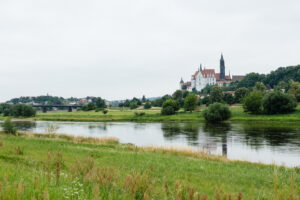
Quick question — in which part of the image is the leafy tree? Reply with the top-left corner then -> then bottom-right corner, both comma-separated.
172,90 -> 183,101
144,102 -> 152,109
11,104 -> 36,117
235,87 -> 249,103
242,91 -> 264,114
182,91 -> 189,98
103,110 -> 108,114
274,81 -> 289,92
129,102 -> 138,110
142,95 -> 146,103
237,73 -> 265,89
210,86 -> 223,103
223,93 -> 235,105
95,97 -> 106,109
203,103 -> 231,122
184,94 -> 197,112
264,65 -> 300,87
262,91 -> 297,114
161,99 -> 180,115
253,82 -> 266,93
1,118 -> 17,135
288,81 -> 300,102
123,100 -> 131,107
202,96 -> 212,106
132,97 -> 142,106
82,103 -> 96,111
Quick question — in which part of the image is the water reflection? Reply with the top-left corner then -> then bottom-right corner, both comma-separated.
13,121 -> 37,131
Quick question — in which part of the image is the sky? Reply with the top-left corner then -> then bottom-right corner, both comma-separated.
0,0 -> 300,102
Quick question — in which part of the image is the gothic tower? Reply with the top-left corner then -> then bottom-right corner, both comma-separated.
220,54 -> 225,80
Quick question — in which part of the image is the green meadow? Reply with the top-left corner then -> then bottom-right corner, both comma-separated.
18,105 -> 300,122
0,132 -> 299,200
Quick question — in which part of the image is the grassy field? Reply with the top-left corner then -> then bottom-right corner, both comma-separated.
9,105 -> 300,122
0,132 -> 299,199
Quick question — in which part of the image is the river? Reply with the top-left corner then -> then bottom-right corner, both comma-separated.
2,121 -> 300,167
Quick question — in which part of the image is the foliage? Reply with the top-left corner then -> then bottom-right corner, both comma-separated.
82,103 -> 96,111
144,101 -> 152,109
129,102 -> 138,109
182,90 -> 189,98
1,118 -> 17,135
5,104 -> 36,117
242,91 -> 264,114
151,95 -> 172,107
172,90 -> 183,100
234,87 -> 249,103
204,103 -> 231,122
161,99 -> 180,115
264,65 -> 300,87
237,73 -> 266,89
103,110 -> 108,114
210,86 -> 223,103
288,81 -> 300,102
262,91 -> 297,114
134,111 -> 146,116
184,94 -> 197,112
201,96 -> 212,106
223,93 -> 235,105
95,97 -> 106,109
253,82 -> 266,93
142,95 -> 146,102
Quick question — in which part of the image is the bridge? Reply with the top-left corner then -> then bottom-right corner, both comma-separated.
32,105 -> 82,113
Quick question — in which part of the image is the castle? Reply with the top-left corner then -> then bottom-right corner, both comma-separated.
180,54 -> 244,91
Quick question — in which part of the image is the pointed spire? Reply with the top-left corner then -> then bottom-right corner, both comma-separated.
200,63 -> 203,71
221,53 -> 224,60
180,77 -> 184,83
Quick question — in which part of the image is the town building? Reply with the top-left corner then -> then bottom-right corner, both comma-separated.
180,54 -> 244,91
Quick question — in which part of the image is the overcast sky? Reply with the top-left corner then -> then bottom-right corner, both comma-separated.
0,0 -> 299,102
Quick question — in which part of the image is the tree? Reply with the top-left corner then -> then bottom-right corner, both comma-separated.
95,97 -> 106,109
183,91 -> 189,98
11,104 -> 36,117
253,82 -> 266,93
1,118 -> 17,135
203,103 -> 231,122
274,81 -> 289,92
262,91 -> 297,114
129,102 -> 138,109
172,90 -> 183,101
288,81 -> 300,102
202,96 -> 212,106
161,99 -> 180,115
184,94 -> 197,112
82,103 -> 96,111
223,93 -> 235,105
210,86 -> 223,103
235,87 -> 249,103
237,73 -> 265,88
242,91 -> 264,114
144,102 -> 152,109
142,95 -> 146,103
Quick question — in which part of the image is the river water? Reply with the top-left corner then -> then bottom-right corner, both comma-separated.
2,121 -> 300,167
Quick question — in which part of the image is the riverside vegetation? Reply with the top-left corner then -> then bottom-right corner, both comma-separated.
0,131 -> 300,199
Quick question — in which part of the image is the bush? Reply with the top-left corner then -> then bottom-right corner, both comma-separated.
134,112 -> 145,116
130,102 -> 138,110
103,110 -> 108,114
7,104 -> 36,117
210,86 -> 223,103
262,91 -> 297,114
223,93 -> 235,105
144,102 -> 152,109
235,87 -> 249,103
184,94 -> 197,112
203,103 -> 231,122
242,91 -> 264,114
161,99 -> 180,115
1,118 -> 17,135
82,103 -> 96,111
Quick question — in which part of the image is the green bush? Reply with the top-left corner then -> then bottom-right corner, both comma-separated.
262,91 -> 297,114
161,100 -> 180,115
242,91 -> 264,114
184,94 -> 197,112
203,103 -> 231,122
4,104 -> 36,118
82,103 -> 96,111
144,102 -> 152,109
134,112 -> 145,116
103,110 -> 108,114
1,118 -> 17,135
130,102 -> 138,110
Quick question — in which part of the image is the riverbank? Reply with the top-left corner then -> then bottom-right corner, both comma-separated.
4,105 -> 299,122
0,131 -> 299,199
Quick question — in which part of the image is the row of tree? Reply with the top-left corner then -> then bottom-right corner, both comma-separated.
0,104 -> 36,117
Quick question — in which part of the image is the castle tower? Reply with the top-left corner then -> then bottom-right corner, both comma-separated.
220,53 -> 225,80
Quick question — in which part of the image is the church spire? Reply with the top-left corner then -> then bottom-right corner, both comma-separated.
200,63 -> 203,71
220,53 -> 225,80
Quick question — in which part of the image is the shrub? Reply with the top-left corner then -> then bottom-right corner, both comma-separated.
1,118 -> 17,135
82,103 -> 96,111
242,91 -> 264,114
161,100 -> 180,115
103,110 -> 108,114
144,102 -> 152,109
134,112 -> 145,116
262,91 -> 297,114
130,102 -> 138,110
184,94 -> 197,112
9,104 -> 36,117
235,87 -> 249,103
223,93 -> 235,105
210,86 -> 223,103
203,103 -> 231,122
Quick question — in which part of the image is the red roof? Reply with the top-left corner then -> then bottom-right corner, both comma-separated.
201,69 -> 215,78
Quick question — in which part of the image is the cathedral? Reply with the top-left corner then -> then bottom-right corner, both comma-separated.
180,54 -> 242,91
